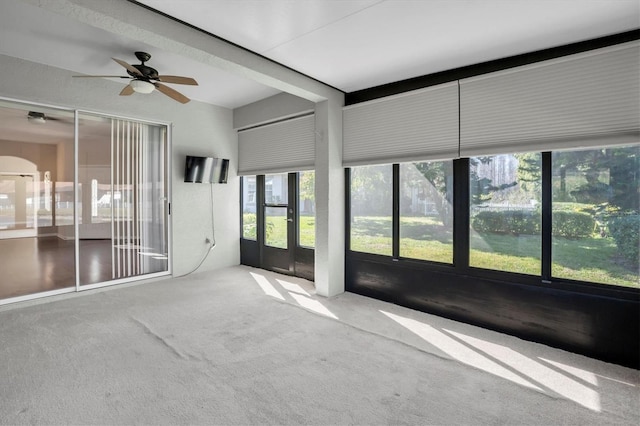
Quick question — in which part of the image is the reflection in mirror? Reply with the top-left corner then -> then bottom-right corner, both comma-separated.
78,113 -> 168,285
0,100 -> 75,299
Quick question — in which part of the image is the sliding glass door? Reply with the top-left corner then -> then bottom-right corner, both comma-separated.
0,98 -> 170,303
78,113 -> 169,286
0,100 -> 76,300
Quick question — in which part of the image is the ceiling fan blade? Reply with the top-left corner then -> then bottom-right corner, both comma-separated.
157,75 -> 198,85
155,82 -> 190,104
112,57 -> 143,76
120,85 -> 134,96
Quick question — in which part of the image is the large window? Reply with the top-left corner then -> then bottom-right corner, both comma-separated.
347,147 -> 639,289
399,161 -> 454,263
552,145 -> 639,288
469,153 -> 542,275
350,164 -> 393,256
298,171 -> 315,248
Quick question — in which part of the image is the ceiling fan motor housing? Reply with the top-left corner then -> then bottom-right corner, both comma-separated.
129,64 -> 159,80
128,52 -> 158,80
134,51 -> 151,62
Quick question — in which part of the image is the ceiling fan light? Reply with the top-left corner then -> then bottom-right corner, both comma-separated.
130,79 -> 155,94
27,111 -> 46,124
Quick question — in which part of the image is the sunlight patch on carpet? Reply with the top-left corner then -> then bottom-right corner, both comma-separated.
250,272 -> 285,300
446,330 -> 601,412
289,292 -> 338,319
381,310 -> 541,391
277,279 -> 311,296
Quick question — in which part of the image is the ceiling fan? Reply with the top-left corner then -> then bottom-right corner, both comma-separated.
73,51 -> 198,104
27,111 -> 70,124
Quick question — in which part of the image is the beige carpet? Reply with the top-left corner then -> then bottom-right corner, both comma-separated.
0,265 -> 638,425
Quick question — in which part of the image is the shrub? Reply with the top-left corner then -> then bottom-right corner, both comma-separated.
242,213 -> 257,239
552,202 -> 595,213
509,211 -> 541,235
472,210 -> 540,235
608,215 -> 639,266
552,211 -> 595,238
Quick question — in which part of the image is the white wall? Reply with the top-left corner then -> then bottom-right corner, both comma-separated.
0,54 -> 240,275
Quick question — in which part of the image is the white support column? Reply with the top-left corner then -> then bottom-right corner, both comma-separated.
314,96 -> 345,297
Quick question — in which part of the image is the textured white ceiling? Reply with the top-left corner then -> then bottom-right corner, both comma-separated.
0,0 -> 638,109
0,0 -> 280,109
139,0 -> 640,92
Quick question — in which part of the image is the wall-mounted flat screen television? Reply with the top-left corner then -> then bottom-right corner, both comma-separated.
184,156 -> 229,184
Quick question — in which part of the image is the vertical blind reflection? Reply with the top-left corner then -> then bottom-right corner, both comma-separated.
110,119 -> 167,281
77,114 -> 168,286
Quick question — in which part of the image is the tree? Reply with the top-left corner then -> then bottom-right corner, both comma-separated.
514,152 -> 542,200
408,157 -> 516,226
469,157 -> 517,205
350,165 -> 392,216
553,146 -> 639,213
409,161 -> 453,225
601,147 -> 639,213
298,171 -> 315,214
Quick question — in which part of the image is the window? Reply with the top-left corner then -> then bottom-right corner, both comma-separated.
264,173 -> 288,249
399,161 -> 453,263
552,145 -> 639,288
468,153 -> 542,275
241,176 -> 257,240
350,164 -> 393,255
347,147 -> 638,289
298,171 -> 315,248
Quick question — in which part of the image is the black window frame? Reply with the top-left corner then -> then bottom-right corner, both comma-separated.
346,153 -> 639,299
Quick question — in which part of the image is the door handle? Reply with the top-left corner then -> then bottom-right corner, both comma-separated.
287,218 -> 293,222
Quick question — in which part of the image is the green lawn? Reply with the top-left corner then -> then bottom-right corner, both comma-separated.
243,213 -> 315,248
551,236 -> 637,287
352,216 -> 639,288
242,213 -> 257,240
299,215 -> 315,248
469,231 -> 541,275
243,213 -> 638,288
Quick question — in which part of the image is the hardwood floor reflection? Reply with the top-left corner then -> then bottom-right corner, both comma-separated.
2,236 -> 75,299
0,236 -> 111,300
0,236 -> 168,301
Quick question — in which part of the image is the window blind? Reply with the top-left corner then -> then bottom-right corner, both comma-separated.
237,114 -> 315,175
343,81 -> 459,166
460,41 -> 640,157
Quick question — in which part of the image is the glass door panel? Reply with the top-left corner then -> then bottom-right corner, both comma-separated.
241,176 -> 257,240
262,173 -> 293,273
78,113 -> 168,285
265,206 -> 288,249
0,101 -> 76,300
298,171 -> 315,248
